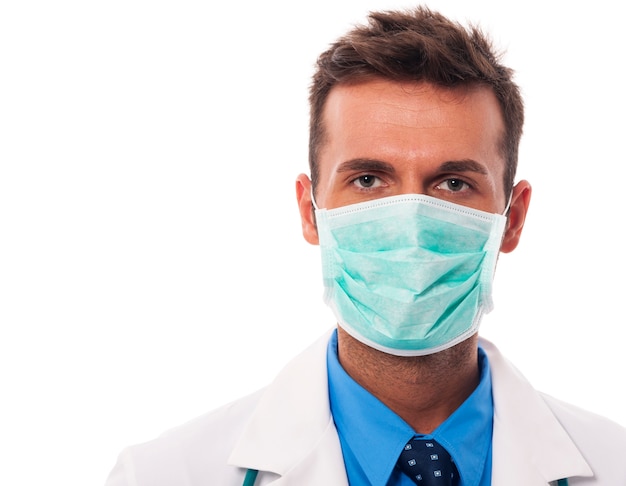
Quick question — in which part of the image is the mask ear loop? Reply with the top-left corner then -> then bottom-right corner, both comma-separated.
311,188 -> 320,211
503,190 -> 513,216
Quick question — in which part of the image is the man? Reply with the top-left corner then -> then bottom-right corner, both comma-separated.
105,7 -> 626,486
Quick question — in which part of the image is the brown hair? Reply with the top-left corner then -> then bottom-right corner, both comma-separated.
309,6 -> 523,200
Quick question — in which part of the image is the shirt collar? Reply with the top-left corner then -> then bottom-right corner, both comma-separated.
327,329 -> 493,486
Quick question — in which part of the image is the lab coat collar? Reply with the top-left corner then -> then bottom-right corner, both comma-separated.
227,329 -> 348,484
228,331 -> 592,485
481,338 -> 593,484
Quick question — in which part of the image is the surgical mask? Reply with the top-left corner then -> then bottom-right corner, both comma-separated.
314,194 -> 508,356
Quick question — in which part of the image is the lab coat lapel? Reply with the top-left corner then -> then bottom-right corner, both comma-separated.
227,330 -> 348,485
481,338 -> 593,485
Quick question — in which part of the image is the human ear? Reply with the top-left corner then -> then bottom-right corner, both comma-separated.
295,173 -> 320,245
500,180 -> 532,253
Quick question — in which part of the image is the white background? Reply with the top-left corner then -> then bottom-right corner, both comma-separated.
1,1 -> 624,484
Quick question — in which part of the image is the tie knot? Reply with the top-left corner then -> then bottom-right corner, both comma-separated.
397,438 -> 459,485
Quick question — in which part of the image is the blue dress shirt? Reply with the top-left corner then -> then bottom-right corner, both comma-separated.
327,330 -> 493,486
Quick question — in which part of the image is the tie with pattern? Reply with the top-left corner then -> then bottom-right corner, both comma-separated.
397,437 -> 459,485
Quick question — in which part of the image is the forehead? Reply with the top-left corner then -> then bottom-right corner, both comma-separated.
321,79 -> 505,154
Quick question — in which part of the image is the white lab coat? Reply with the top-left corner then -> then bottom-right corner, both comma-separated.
105,331 -> 626,486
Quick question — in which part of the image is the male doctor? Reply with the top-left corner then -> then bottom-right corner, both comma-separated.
105,6 -> 626,486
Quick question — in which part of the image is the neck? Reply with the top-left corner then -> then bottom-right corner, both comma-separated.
336,327 -> 481,434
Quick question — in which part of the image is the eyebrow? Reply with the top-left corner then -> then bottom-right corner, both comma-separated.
438,159 -> 488,175
335,158 -> 488,175
336,158 -> 396,173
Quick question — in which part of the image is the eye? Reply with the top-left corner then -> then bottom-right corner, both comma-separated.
352,175 -> 382,189
437,178 -> 471,193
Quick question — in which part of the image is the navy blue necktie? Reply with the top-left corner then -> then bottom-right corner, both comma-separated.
397,437 -> 459,485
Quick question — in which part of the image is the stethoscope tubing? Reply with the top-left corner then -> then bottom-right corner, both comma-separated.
242,469 -> 258,486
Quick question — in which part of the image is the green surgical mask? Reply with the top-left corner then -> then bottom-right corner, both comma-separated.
314,194 -> 507,356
